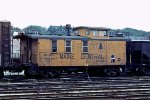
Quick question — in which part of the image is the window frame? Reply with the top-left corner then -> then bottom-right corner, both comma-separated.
111,54 -> 115,63
51,40 -> 57,53
104,31 -> 107,36
99,31 -> 104,36
93,30 -> 99,36
85,30 -> 90,35
65,40 -> 72,53
74,30 -> 79,35
82,40 -> 88,53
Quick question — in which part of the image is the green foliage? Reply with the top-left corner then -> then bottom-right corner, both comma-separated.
13,25 -> 150,37
21,25 -> 72,35
110,28 -> 150,36
12,27 -> 21,32
23,25 -> 46,34
122,28 -> 150,36
46,25 -> 72,35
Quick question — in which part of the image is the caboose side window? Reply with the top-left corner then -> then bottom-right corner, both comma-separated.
74,31 -> 79,35
111,55 -> 115,63
82,41 -> 88,52
85,30 -> 90,35
65,40 -> 71,52
52,40 -> 57,52
93,31 -> 99,36
104,31 -> 107,36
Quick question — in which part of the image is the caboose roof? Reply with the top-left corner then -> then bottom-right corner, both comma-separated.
73,26 -> 110,31
14,34 -> 128,41
14,33 -> 90,41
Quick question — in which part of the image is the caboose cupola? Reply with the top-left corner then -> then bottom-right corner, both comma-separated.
73,26 -> 110,38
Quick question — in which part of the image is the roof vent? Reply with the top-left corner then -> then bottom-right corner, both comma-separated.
65,24 -> 71,36
116,33 -> 124,37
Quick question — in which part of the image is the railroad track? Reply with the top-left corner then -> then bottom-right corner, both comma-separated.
0,76 -> 150,99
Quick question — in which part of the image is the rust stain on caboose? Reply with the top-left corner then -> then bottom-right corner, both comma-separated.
15,26 -> 127,67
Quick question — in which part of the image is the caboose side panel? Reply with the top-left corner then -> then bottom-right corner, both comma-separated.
36,38 -> 126,67
48,39 -> 107,66
38,39 -> 50,66
66,40 -> 84,66
106,41 -> 126,65
87,40 -> 107,65
49,39 -> 85,66
50,39 -> 73,66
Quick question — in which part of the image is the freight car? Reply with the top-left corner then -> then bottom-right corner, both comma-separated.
13,26 -> 127,78
0,21 -> 11,78
126,39 -> 150,75
0,21 -> 150,78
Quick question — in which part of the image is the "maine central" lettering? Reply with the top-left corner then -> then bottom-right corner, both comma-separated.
60,53 -> 75,59
81,54 -> 104,59
59,53 -> 104,59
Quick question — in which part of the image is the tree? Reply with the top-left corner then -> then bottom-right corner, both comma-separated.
13,27 -> 21,32
46,25 -> 73,35
23,25 -> 46,34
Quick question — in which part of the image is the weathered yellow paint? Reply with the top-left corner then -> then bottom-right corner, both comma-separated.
71,40 -> 83,66
88,40 -> 107,65
32,38 -> 126,67
57,40 -> 65,52
106,41 -> 126,65
20,36 -> 126,67
38,39 -> 50,66
78,29 -> 86,36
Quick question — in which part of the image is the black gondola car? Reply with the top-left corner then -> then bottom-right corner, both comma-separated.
126,40 -> 150,75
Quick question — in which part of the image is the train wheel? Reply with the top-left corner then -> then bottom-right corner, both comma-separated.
43,71 -> 49,78
39,70 -> 48,78
104,68 -> 119,77
49,70 -> 60,78
142,68 -> 150,75
39,70 -> 59,78
24,69 -> 31,78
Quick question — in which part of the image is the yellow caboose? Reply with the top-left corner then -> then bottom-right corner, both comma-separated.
15,26 -> 127,77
